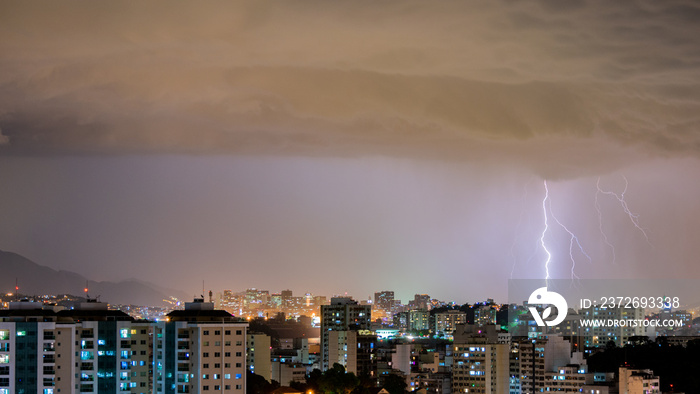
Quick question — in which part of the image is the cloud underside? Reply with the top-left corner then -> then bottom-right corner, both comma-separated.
1,0 -> 700,177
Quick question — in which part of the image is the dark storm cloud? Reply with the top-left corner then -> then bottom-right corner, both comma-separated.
1,0 -> 699,177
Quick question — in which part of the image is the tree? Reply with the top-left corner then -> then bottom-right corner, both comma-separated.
382,374 -> 407,394
318,364 -> 360,394
289,380 -> 308,392
306,368 -> 324,392
247,371 -> 279,394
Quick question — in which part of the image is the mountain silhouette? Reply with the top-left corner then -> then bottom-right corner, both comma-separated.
0,250 -> 188,306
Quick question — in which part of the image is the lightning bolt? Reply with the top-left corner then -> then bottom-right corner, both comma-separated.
540,180 -> 552,285
596,176 -> 651,245
527,177 -> 649,284
548,198 -> 592,281
594,182 -> 617,264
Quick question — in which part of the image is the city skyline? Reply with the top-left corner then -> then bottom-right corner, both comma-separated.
1,1 -> 700,301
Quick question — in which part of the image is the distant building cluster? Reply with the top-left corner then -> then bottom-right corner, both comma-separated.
216,289 -> 327,321
1,289 -> 698,393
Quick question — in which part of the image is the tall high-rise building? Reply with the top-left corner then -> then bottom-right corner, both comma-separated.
391,343 -> 412,376
374,291 -> 395,312
320,297 -> 372,371
246,333 -> 271,381
619,367 -> 660,394
280,290 -> 293,310
220,290 -> 244,316
408,310 -> 429,331
327,330 -> 377,378
474,305 -> 497,326
0,301 -> 62,394
452,329 -> 509,394
453,341 -> 509,394
411,294 -> 431,310
269,294 -> 282,310
0,299 -> 145,394
432,310 -> 467,337
517,336 -> 572,394
579,306 -> 645,347
154,298 -> 248,394
245,289 -> 270,310
543,364 -> 587,392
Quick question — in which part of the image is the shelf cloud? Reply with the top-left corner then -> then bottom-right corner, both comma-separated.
1,0 -> 699,178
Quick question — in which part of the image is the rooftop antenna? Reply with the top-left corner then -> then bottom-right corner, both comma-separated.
201,280 -> 205,299
15,278 -> 18,301
84,280 -> 90,299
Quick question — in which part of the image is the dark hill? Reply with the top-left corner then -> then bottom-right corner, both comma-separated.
0,250 -> 188,306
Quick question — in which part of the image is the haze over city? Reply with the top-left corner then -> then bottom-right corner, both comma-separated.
1,0 -> 700,302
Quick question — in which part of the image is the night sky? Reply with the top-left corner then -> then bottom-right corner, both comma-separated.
1,1 -> 699,303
